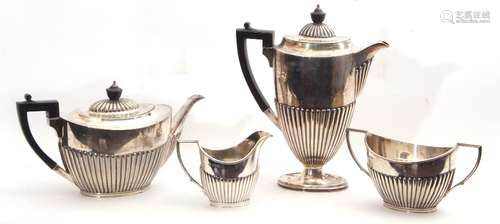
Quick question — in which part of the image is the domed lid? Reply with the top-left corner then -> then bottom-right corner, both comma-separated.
63,82 -> 171,130
279,5 -> 353,57
88,81 -> 141,119
298,5 -> 335,38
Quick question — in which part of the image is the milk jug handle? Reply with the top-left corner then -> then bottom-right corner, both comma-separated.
16,94 -> 72,182
346,128 -> 370,176
176,140 -> 203,190
236,22 -> 279,128
449,143 -> 482,192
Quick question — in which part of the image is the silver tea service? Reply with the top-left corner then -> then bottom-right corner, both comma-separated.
236,5 -> 388,191
346,128 -> 482,213
11,4 -> 485,215
16,82 -> 203,197
177,131 -> 272,207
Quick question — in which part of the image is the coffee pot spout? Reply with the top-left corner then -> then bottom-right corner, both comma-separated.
351,41 -> 389,96
171,95 -> 204,138
355,41 -> 389,66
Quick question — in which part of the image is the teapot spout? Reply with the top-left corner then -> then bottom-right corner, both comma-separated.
171,95 -> 204,138
355,41 -> 389,66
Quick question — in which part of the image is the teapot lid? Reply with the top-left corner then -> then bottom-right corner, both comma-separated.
88,81 -> 144,119
63,82 -> 171,130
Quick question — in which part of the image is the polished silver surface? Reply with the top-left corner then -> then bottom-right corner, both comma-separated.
276,102 -> 354,191
177,131 -> 271,207
272,5 -> 388,108
60,143 -> 168,197
274,42 -> 387,108
65,119 -> 170,155
346,128 -> 482,212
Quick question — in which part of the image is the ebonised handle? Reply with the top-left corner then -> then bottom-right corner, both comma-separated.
16,94 -> 63,170
236,22 -> 275,113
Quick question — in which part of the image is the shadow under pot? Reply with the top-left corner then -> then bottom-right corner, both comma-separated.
16,82 -> 203,197
346,128 -> 482,213
176,131 -> 272,208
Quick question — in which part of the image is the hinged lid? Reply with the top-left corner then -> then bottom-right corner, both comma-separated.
63,82 -> 171,130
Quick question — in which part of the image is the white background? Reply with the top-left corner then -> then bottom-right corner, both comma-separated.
1,0 -> 499,223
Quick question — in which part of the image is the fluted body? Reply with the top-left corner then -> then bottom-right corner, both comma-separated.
60,143 -> 171,197
276,102 -> 355,167
200,169 -> 258,207
369,168 -> 455,212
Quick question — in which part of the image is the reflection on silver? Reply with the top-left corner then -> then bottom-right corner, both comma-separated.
347,128 -> 482,212
276,102 -> 354,191
177,131 -> 271,207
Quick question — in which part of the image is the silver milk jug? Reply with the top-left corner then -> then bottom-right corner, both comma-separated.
177,131 -> 271,207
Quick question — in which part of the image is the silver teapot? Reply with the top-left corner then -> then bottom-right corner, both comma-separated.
236,5 -> 388,191
16,82 -> 203,197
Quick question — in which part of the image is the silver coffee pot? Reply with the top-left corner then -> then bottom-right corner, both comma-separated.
16,82 -> 203,197
236,5 -> 388,191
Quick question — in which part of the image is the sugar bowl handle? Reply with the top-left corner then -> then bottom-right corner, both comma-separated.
449,143 -> 482,192
346,128 -> 370,176
176,140 -> 203,190
236,22 -> 279,128
16,94 -> 72,182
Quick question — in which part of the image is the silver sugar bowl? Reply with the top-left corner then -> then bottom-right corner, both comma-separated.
347,128 -> 482,212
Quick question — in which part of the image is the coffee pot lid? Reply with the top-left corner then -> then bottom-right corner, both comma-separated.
280,5 -> 353,57
298,5 -> 336,38
64,82 -> 171,130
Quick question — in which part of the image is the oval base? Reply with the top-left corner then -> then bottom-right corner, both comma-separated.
383,202 -> 437,213
80,186 -> 149,198
278,172 -> 348,192
209,200 -> 250,208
